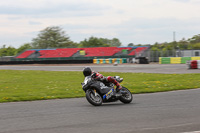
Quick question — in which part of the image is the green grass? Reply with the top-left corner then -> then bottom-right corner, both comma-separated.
0,70 -> 200,103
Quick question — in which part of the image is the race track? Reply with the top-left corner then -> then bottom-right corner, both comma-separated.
0,63 -> 200,73
0,64 -> 200,133
0,89 -> 200,133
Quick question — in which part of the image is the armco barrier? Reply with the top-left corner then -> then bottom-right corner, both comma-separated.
159,57 -> 196,64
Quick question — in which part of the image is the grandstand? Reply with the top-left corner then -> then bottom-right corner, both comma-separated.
16,50 -> 36,58
129,47 -> 148,56
16,46 -> 148,58
12,46 -> 149,64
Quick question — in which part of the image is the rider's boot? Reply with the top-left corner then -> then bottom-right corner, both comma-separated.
116,84 -> 122,92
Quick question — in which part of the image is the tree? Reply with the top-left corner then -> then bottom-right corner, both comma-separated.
178,38 -> 189,50
99,38 -> 121,47
17,43 -> 32,54
98,38 -> 111,46
127,43 -> 134,46
79,37 -> 122,47
0,45 -> 17,56
31,26 -> 75,49
110,38 -> 121,47
79,36 -> 109,47
0,45 -> 7,57
191,42 -> 200,49
188,34 -> 200,44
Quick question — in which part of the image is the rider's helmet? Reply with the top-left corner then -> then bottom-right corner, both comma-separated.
83,67 -> 92,77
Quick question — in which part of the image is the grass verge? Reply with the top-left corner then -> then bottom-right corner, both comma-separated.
0,70 -> 200,103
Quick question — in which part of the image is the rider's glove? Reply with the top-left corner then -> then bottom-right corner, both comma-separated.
91,72 -> 97,78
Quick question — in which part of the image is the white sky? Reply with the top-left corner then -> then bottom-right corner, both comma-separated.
1,0 -> 200,48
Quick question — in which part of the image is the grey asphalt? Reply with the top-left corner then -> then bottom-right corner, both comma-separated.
0,89 -> 200,133
0,63 -> 200,73
0,64 -> 200,133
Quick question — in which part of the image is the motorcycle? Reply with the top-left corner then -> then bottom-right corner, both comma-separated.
81,76 -> 132,106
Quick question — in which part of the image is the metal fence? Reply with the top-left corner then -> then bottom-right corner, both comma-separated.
140,49 -> 200,62
0,56 -> 14,61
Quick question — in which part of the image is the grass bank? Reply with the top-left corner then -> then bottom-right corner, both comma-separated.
0,70 -> 200,103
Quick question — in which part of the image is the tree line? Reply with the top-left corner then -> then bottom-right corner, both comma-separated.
151,35 -> 200,51
1,26 -> 200,57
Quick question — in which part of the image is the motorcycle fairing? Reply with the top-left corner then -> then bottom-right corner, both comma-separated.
90,81 -> 113,95
103,89 -> 114,100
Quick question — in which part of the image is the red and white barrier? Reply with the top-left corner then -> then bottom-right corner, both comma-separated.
187,60 -> 200,69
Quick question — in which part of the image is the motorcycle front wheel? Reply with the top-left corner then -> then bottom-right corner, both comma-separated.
86,89 -> 103,106
119,87 -> 133,104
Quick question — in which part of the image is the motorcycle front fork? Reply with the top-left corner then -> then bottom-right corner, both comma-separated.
91,89 -> 98,97
94,89 -> 97,96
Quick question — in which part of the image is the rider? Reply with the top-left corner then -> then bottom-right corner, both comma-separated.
83,67 -> 122,92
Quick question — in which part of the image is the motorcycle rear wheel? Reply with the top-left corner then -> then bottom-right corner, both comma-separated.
86,89 -> 103,106
119,87 -> 132,104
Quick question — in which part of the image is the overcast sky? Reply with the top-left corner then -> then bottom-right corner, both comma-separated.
1,0 -> 200,48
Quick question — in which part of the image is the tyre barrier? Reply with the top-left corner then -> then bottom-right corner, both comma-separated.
93,58 -> 127,64
159,57 -> 200,64
187,60 -> 200,69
